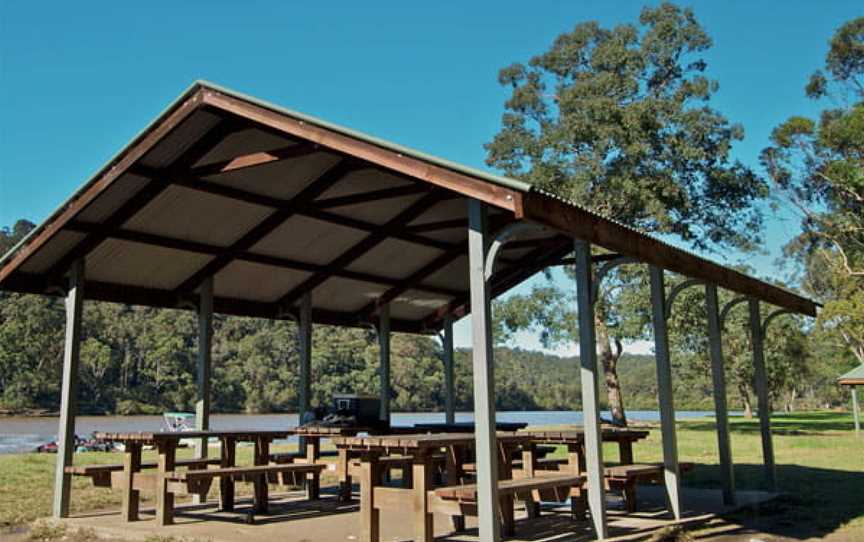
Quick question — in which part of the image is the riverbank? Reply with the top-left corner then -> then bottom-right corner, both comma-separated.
1,412 -> 861,540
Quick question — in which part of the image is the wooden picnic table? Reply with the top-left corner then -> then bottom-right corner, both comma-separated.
332,431 -> 534,542
520,427 -> 650,474
95,429 -> 289,525
287,422 -> 526,501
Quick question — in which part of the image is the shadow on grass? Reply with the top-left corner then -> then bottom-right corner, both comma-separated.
683,411 -> 857,434
687,463 -> 864,540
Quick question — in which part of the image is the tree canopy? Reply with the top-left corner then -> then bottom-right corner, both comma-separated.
761,16 -> 864,368
486,3 -> 767,425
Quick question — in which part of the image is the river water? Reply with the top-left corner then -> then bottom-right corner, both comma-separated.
0,410 -> 720,454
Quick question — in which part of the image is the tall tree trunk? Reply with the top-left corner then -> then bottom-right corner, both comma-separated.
595,311 -> 627,426
739,384 -> 753,419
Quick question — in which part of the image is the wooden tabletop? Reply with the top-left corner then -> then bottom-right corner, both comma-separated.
521,428 -> 650,443
412,421 -> 528,433
94,429 -> 291,444
332,431 -> 533,451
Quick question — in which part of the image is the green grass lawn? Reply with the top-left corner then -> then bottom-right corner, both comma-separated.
1,411 -> 862,540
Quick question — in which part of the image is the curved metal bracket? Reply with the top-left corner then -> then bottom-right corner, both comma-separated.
719,296 -> 749,328
484,222 -> 549,281
45,285 -> 68,297
664,279 -> 705,320
762,308 -> 795,335
591,256 -> 639,305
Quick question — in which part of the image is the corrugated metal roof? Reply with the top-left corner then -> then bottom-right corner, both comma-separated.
0,80 -> 819,331
838,364 -> 864,384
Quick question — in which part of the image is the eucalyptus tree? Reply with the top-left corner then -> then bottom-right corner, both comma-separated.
761,16 -> 864,367
486,3 -> 767,424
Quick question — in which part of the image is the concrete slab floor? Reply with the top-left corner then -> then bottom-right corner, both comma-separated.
57,486 -> 778,542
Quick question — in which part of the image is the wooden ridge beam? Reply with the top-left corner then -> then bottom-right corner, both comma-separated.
63,221 -> 463,298
276,191 -> 447,310
4,273 -> 427,334
519,192 -> 818,316
45,116 -> 241,281
173,159 -> 357,293
201,89 -> 524,213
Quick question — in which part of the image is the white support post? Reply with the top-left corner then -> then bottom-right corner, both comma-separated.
649,266 -> 682,520
468,199 -> 501,542
748,299 -> 776,490
378,302 -> 391,425
193,276 -> 213,504
705,284 -> 736,505
573,240 -> 607,539
853,387 -> 861,436
53,259 -> 85,518
298,292 -> 312,420
443,314 -> 456,425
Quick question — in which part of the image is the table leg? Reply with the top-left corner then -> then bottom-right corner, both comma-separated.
619,439 -> 634,465
337,447 -> 352,501
121,443 -> 142,522
412,451 -> 434,542
305,436 -> 321,500
567,443 -> 587,520
253,437 -> 270,513
156,440 -> 177,526
220,437 -> 236,512
359,452 -> 381,542
498,444 -> 515,536
446,445 -> 465,531
522,442 -> 540,519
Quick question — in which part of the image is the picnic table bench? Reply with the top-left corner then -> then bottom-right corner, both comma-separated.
332,432 -> 539,542
165,463 -> 326,497
605,462 -> 694,513
430,472 -> 587,525
64,457 -> 221,488
94,429 -> 294,525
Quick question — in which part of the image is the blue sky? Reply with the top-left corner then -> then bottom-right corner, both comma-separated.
1,1 -> 859,355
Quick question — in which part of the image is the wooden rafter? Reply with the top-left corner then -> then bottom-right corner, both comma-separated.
63,221 -> 462,298
4,272 -> 426,333
404,219 -> 467,233
173,159 -> 358,293
313,184 -> 432,209
131,165 -> 463,253
276,191 -> 448,310
45,116 -> 241,281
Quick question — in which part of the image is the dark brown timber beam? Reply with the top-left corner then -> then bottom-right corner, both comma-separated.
130,166 -> 465,254
173,159 -> 358,293
276,191 -> 448,310
518,192 -> 818,316
201,89 -> 524,213
0,90 -> 211,286
313,184 -> 434,209
63,221 -> 463,298
45,116 -> 242,281
3,273 -> 426,333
